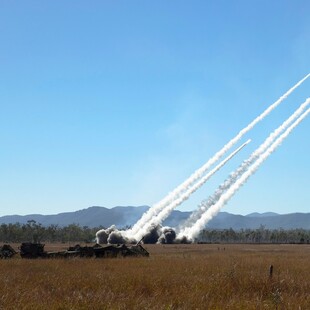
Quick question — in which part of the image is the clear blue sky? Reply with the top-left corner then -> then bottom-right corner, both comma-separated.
0,1 -> 309,217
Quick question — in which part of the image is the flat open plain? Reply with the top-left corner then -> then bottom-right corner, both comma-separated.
1,243 -> 309,309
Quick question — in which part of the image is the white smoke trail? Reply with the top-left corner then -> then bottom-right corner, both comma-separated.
132,140 -> 251,241
181,105 -> 310,241
179,98 -> 310,230
126,74 -> 309,238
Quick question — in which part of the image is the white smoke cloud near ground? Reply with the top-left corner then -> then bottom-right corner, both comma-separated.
96,226 -> 117,244
125,74 -> 310,240
132,140 -> 251,241
178,97 -> 310,231
180,104 -> 310,241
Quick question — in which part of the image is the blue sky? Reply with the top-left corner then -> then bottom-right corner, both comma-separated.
0,1 -> 309,217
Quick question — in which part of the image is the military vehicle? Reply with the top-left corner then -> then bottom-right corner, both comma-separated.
0,244 -> 17,259
93,243 -> 149,258
17,242 -> 149,259
19,242 -> 46,258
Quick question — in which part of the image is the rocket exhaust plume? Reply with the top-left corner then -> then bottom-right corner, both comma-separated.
178,98 -> 310,231
158,227 -> 177,244
181,101 -> 310,241
127,74 -> 310,238
133,140 -> 251,241
96,226 -> 117,244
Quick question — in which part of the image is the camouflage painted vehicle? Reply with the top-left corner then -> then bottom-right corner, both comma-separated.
18,242 -> 149,259
47,244 -> 96,258
19,243 -> 87,259
128,243 -> 149,257
0,244 -> 17,259
93,243 -> 149,258
19,243 -> 47,258
62,243 -> 149,258
93,238 -> 149,258
67,244 -> 96,257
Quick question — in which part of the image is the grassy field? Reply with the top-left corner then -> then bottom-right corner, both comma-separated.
1,243 -> 309,309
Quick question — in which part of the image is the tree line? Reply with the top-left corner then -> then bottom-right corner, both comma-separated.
198,226 -> 310,244
0,220 -> 100,243
0,221 -> 309,244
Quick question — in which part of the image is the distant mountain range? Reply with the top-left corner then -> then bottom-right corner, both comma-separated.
0,206 -> 309,230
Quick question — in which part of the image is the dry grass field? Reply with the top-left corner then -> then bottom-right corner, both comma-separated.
1,243 -> 310,309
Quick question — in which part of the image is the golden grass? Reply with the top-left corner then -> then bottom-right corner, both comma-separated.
1,244 -> 310,309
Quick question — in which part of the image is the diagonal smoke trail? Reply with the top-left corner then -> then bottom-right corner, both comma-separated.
132,140 -> 251,241
181,105 -> 310,241
127,74 -> 310,238
178,98 -> 310,231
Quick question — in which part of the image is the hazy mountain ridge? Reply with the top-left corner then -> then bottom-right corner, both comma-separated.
0,206 -> 309,230
245,212 -> 279,217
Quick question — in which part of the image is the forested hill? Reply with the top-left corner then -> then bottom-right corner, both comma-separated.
0,206 -> 310,230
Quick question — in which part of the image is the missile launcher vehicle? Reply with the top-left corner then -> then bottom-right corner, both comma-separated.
17,242 -> 149,259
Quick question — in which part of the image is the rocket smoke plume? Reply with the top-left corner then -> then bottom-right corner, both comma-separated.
132,140 -> 251,241
180,103 -> 310,241
178,98 -> 310,231
126,74 -> 310,239
96,226 -> 117,244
